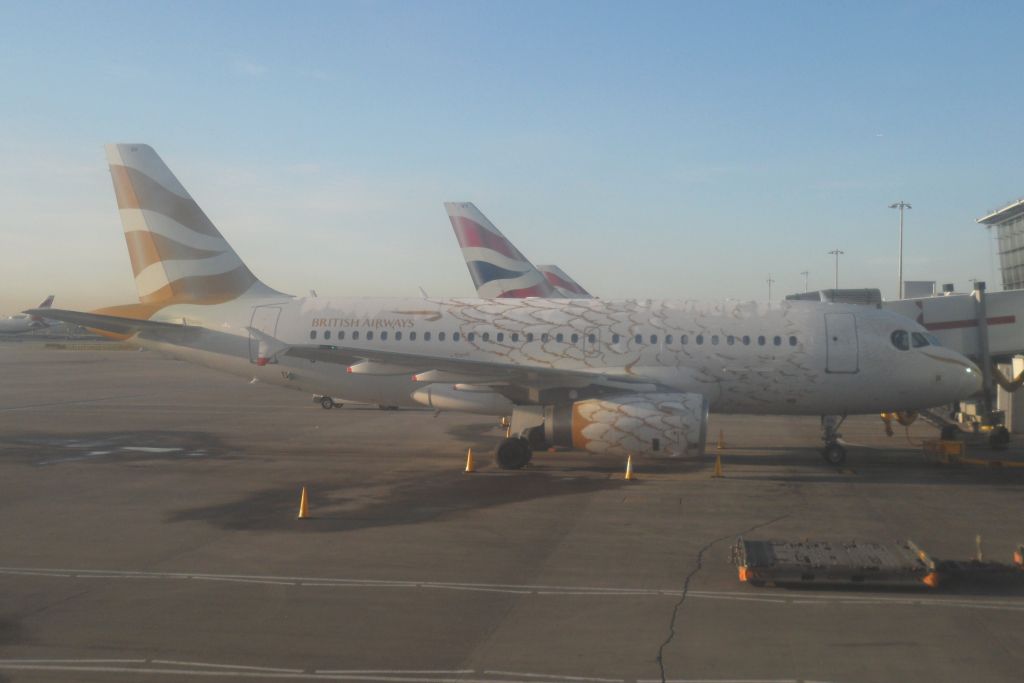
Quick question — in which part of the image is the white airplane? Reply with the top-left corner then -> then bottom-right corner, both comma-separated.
445,202 -> 594,299
31,144 -> 981,467
0,295 -> 55,334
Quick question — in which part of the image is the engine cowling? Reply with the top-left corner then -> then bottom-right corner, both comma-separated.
544,392 -> 708,458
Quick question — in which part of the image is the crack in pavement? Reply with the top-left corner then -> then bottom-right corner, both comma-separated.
655,514 -> 789,683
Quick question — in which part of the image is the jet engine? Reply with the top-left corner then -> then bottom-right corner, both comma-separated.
543,392 -> 709,457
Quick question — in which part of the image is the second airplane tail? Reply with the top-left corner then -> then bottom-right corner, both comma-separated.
106,144 -> 287,306
445,202 -> 557,298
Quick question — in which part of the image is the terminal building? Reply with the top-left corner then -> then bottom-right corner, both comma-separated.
978,198 -> 1024,290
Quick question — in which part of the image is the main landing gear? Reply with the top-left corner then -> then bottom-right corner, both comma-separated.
495,437 -> 533,470
821,414 -> 848,465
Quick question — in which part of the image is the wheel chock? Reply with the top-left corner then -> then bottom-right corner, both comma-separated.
712,451 -> 724,478
624,454 -> 635,481
464,448 -> 475,473
297,486 -> 310,520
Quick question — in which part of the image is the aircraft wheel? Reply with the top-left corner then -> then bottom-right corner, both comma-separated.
495,437 -> 533,470
320,397 -> 335,410
821,443 -> 847,466
988,426 -> 1010,450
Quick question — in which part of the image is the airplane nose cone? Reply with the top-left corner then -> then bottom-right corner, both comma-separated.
963,359 -> 983,397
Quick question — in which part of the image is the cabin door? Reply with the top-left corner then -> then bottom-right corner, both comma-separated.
824,313 -> 859,373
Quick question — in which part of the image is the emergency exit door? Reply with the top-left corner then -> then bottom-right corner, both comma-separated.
825,313 -> 859,373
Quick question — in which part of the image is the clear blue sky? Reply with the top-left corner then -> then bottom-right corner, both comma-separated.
2,0 -> 1022,312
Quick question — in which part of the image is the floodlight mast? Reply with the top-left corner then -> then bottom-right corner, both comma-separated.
889,201 -> 912,299
828,249 -> 844,289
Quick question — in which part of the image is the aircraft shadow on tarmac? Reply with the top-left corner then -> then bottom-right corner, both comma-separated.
166,467 -> 635,533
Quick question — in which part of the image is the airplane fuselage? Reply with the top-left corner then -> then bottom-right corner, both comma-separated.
124,294 -> 978,417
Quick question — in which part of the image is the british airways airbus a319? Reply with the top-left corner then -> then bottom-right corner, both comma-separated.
30,145 -> 982,467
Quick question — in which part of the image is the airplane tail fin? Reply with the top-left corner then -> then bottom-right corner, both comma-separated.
37,295 -> 54,309
536,265 -> 593,298
444,202 -> 557,298
105,144 -> 287,306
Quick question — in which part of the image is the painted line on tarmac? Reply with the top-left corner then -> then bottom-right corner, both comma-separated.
2,566 -> 1022,613
0,393 -> 152,413
0,659 -> 831,683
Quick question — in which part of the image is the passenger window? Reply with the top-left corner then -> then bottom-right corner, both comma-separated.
438,331 -> 446,341
525,333 -> 532,342
911,332 -> 930,348
542,333 -> 550,342
696,335 -> 704,345
511,333 -> 519,342
338,331 -> 345,341
612,334 -> 620,344
366,331 -> 374,341
571,333 -> 579,344
409,331 -> 416,341
757,335 -> 765,346
556,333 -> 564,343
727,335 -> 735,345
497,332 -> 504,342
789,336 -> 797,346
467,332 -> 475,342
650,335 -> 658,344
711,335 -> 719,345
395,331 -> 402,341
453,332 -> 460,341
309,330 -> 317,340
588,333 -> 596,344
352,331 -> 360,341
635,334 -> 643,344
681,335 -> 688,345
773,336 -> 781,346
666,334 -> 673,344
380,331 -> 388,341
424,331 -> 432,341
324,331 -> 332,340
891,330 -> 909,351
742,335 -> 750,345
482,332 -> 490,342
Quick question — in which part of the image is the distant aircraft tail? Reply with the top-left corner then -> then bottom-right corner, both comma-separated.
536,265 -> 592,298
444,202 -> 557,298
105,144 -> 287,306
29,295 -> 55,323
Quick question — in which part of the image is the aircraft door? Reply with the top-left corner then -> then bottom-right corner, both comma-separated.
249,305 -> 282,364
824,313 -> 859,373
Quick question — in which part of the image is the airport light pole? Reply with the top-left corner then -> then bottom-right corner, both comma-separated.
828,249 -> 844,289
767,274 -> 775,308
889,201 -> 911,299
801,270 -> 809,292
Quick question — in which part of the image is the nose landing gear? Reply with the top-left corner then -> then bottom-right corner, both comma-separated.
821,414 -> 848,465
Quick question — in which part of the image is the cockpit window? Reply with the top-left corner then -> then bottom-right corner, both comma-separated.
911,332 -> 930,348
891,330 -> 910,351
925,333 -> 941,346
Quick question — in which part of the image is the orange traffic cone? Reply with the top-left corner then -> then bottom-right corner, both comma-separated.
464,448 -> 475,473
712,451 -> 724,478
297,486 -> 310,520
624,454 -> 635,481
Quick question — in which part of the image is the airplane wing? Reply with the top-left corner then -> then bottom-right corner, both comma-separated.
23,308 -> 192,337
279,341 -> 662,395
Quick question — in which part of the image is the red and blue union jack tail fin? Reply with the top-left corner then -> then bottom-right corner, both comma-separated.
444,202 -> 557,298
536,265 -> 593,298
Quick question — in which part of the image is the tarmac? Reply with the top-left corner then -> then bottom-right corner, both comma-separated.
1,341 -> 1022,683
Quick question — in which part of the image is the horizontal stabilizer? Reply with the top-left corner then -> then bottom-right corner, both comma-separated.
23,308 -> 190,337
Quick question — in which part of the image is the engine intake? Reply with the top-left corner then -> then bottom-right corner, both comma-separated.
544,392 -> 708,458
